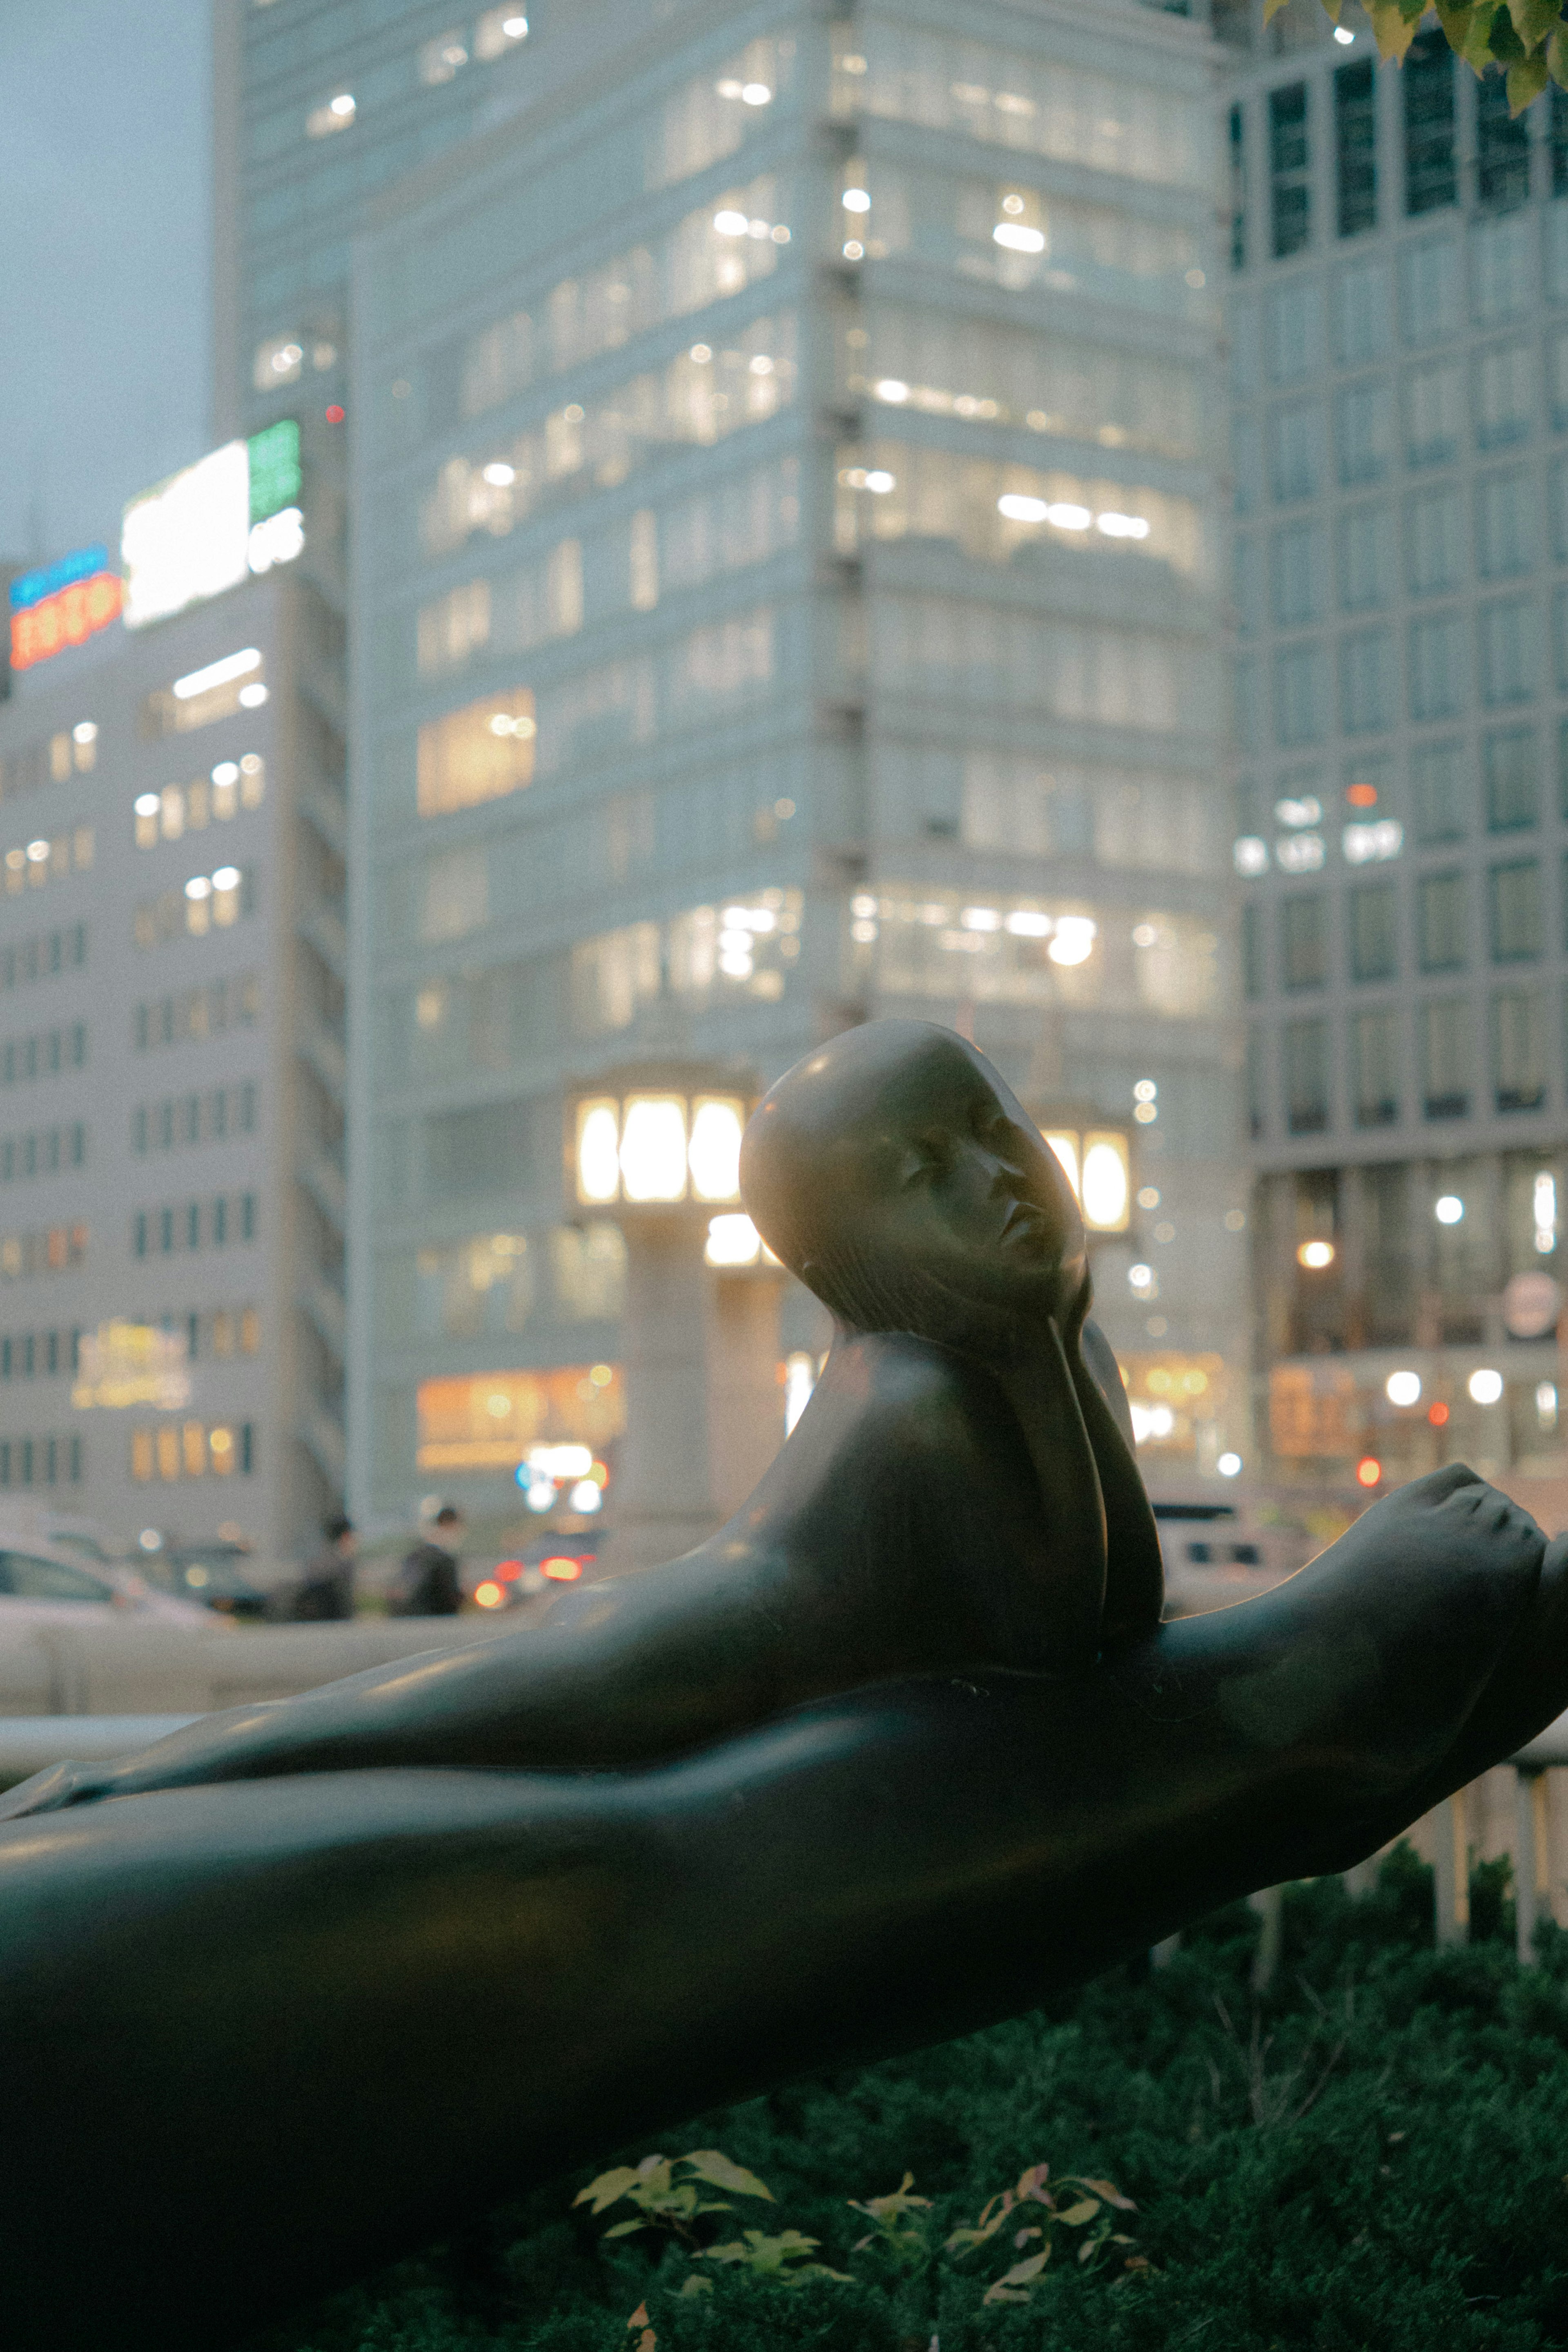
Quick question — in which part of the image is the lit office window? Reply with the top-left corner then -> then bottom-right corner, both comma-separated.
416,691 -> 536,816
418,28 -> 468,85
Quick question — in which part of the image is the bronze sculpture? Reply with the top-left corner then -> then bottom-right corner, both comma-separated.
0,1020 -> 1563,2352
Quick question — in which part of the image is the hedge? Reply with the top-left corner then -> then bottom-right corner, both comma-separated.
249,1846 -> 1568,2352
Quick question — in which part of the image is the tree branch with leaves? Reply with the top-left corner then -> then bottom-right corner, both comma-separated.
1272,0 -> 1567,114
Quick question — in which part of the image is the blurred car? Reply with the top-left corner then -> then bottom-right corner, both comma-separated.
467,1536 -> 604,1611
0,1536 -> 212,1628
150,1539 -> 274,1621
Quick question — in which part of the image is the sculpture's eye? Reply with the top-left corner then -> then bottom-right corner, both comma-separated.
898,1135 -> 947,1188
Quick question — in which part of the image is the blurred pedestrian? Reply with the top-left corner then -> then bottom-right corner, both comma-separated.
290,1514 -> 357,1622
392,1505 -> 464,1616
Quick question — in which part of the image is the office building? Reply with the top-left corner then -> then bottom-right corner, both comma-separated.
0,540 -> 347,1556
1228,0 -> 1568,1486
343,0 -> 1249,1527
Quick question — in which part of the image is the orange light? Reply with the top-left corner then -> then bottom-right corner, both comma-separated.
542,1555 -> 583,1581
1346,781 -> 1378,808
494,1558 -> 523,1583
473,1579 -> 505,1608
1356,1456 -> 1381,1487
1428,1401 -> 1450,1426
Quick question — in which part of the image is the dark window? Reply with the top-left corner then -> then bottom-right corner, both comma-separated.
1285,1016 -> 1330,1132
1486,725 -> 1539,830
159,1206 -> 174,1253
1353,1008 -> 1400,1125
1490,860 -> 1542,959
1350,883 -> 1398,979
68,1436 -> 80,1483
1335,60 -> 1376,236
1270,82 -> 1311,258
1419,871 -> 1468,970
1494,987 -> 1545,1108
1552,85 -> 1568,196
1404,30 -> 1456,216
212,1195 -> 227,1246
21,1335 -> 34,1378
241,1191 -> 256,1240
44,1331 -> 56,1376
240,1422 -> 254,1475
187,1311 -> 199,1363
133,1212 -> 147,1259
1242,903 -> 1265,998
1477,69 -> 1531,214
1229,101 -> 1247,269
1280,894 -> 1329,988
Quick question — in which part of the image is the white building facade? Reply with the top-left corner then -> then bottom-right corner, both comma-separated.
345,0 -> 1251,1527
1228,0 -> 1568,1485
0,566 -> 347,1555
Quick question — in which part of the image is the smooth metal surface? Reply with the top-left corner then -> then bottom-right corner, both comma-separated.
0,1714 -> 198,1783
0,1024 -> 1564,2352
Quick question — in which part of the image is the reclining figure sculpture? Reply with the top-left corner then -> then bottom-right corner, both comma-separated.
0,1019 -> 1564,2352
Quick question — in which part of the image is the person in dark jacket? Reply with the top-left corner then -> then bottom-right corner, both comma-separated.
290,1516 -> 357,1622
394,1506 -> 463,1616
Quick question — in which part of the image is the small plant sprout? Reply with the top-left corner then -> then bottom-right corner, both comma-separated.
943,2161 -> 1147,2304
848,2171 -> 934,2272
573,2148 -> 774,2248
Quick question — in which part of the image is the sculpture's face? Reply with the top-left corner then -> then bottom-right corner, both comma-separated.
822,1037 -> 1086,1320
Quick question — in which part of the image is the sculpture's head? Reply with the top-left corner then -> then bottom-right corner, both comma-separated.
741,1020 -> 1086,1353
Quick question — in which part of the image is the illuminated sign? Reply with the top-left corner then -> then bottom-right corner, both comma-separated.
122,422 -> 304,629
10,570 -> 124,672
10,544 -> 111,612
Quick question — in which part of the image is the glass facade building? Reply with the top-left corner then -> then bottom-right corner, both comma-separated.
1228,0 -> 1568,1485
344,0 -> 1247,1522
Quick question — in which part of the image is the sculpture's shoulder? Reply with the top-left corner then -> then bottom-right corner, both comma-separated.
822,1330 -> 1008,1471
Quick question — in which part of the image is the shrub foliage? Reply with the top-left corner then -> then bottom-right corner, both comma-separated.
252,1846 -> 1568,2352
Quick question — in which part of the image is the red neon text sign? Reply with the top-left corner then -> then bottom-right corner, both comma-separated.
11,573 -> 124,672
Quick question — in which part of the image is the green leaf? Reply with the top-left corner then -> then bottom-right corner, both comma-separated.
1262,0 -> 1292,21
1082,2180 -> 1138,2212
1366,0 -> 1425,58
603,2220 -> 645,2241
1490,8 -> 1529,57
1549,23 -> 1568,79
1434,0 -> 1480,64
677,2276 -> 713,2298
680,2151 -> 775,2203
1508,0 -> 1561,48
1508,46 -> 1551,100
575,2168 -> 646,2214
1058,2198 -> 1102,2227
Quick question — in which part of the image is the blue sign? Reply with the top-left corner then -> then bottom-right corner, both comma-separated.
10,545 -> 111,614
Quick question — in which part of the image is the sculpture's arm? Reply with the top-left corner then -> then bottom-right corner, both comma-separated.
1071,1297 -> 1165,1645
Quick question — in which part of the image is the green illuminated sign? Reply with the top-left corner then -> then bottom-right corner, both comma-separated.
247,419 -> 302,525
